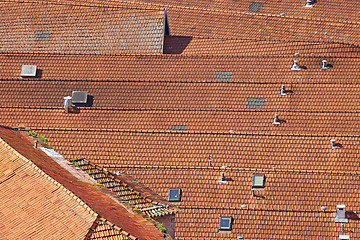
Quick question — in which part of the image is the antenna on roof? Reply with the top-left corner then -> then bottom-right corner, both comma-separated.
304,0 -> 314,7
331,139 -> 336,150
291,60 -> 301,70
322,60 -> 328,70
272,114 -> 280,125
280,85 -> 287,95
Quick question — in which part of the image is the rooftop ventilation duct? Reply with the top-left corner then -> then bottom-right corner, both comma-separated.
291,60 -> 301,70
305,0 -> 314,7
331,139 -> 336,149
272,114 -> 280,125
335,205 -> 348,223
322,60 -> 328,70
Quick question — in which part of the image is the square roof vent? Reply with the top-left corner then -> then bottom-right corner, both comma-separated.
249,2 -> 263,12
252,174 -> 265,190
169,189 -> 181,202
72,91 -> 88,104
21,65 -> 37,77
219,216 -> 232,230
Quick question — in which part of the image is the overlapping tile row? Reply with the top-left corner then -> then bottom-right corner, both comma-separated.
122,168 -> 360,211
3,108 -> 360,136
164,36 -> 360,56
87,217 -> 137,240
109,0 -> 360,24
0,127 -> 167,240
73,158 -> 178,217
174,208 -> 359,239
30,130 -> 360,173
0,135 -> 97,239
1,80 -> 360,112
0,1 -> 165,54
1,54 -> 360,83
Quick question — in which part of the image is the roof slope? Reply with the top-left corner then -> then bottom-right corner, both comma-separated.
0,1 -> 166,54
0,127 -> 166,240
0,128 -> 97,239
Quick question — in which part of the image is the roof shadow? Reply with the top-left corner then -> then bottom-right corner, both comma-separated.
163,35 -> 193,54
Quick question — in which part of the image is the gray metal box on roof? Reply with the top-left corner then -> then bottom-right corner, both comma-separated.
72,91 -> 88,104
21,65 -> 37,77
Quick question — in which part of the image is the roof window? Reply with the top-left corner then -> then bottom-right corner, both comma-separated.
21,65 -> 37,77
249,2 -> 263,12
247,98 -> 265,109
171,125 -> 188,131
35,30 -> 51,41
252,174 -> 265,190
215,71 -> 232,81
339,235 -> 350,240
219,216 -> 232,230
169,189 -> 181,202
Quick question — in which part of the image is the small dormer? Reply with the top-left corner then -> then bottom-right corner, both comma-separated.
335,205 -> 348,223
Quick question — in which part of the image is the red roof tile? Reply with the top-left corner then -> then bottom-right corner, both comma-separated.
0,1 -> 166,54
0,127 -> 166,240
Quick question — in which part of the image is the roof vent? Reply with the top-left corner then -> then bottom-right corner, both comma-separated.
291,60 -> 301,70
335,205 -> 348,223
304,0 -> 314,7
280,85 -> 287,95
322,60 -> 328,69
218,172 -> 227,183
321,206 -> 327,210
209,155 -> 213,167
72,91 -> 88,104
272,114 -> 280,125
21,65 -> 37,77
339,235 -> 350,240
331,139 -> 336,149
241,204 -> 248,208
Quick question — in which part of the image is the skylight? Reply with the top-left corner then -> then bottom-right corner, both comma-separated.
169,189 -> 181,202
72,91 -> 88,104
219,216 -> 232,230
252,174 -> 265,190
20,65 -> 37,77
171,125 -> 187,131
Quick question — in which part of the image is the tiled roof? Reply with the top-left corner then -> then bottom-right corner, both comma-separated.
0,128 -> 97,239
87,217 -> 137,240
0,1 -> 166,54
2,54 -> 360,83
0,127 -> 166,240
73,158 -> 178,217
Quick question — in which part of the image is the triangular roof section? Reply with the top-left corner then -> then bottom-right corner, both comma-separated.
0,129 -> 98,239
0,1 -> 166,55
0,127 -> 168,240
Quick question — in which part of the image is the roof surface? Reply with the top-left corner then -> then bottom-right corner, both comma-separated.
0,127 -> 166,240
0,128 -> 97,239
0,1 -> 166,54
1,0 -> 360,239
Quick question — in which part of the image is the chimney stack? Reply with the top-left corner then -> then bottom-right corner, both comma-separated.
335,205 -> 348,223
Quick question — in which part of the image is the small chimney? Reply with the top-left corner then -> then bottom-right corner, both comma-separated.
305,0 -> 314,7
34,139 -> 38,149
272,114 -> 280,125
335,205 -> 348,223
321,206 -> 327,211
291,60 -> 301,70
331,139 -> 336,149
280,85 -> 287,95
221,172 -> 226,181
322,60 -> 328,69
64,96 -> 72,113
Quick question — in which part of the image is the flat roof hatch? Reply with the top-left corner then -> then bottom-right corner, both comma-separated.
21,65 -> 37,77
